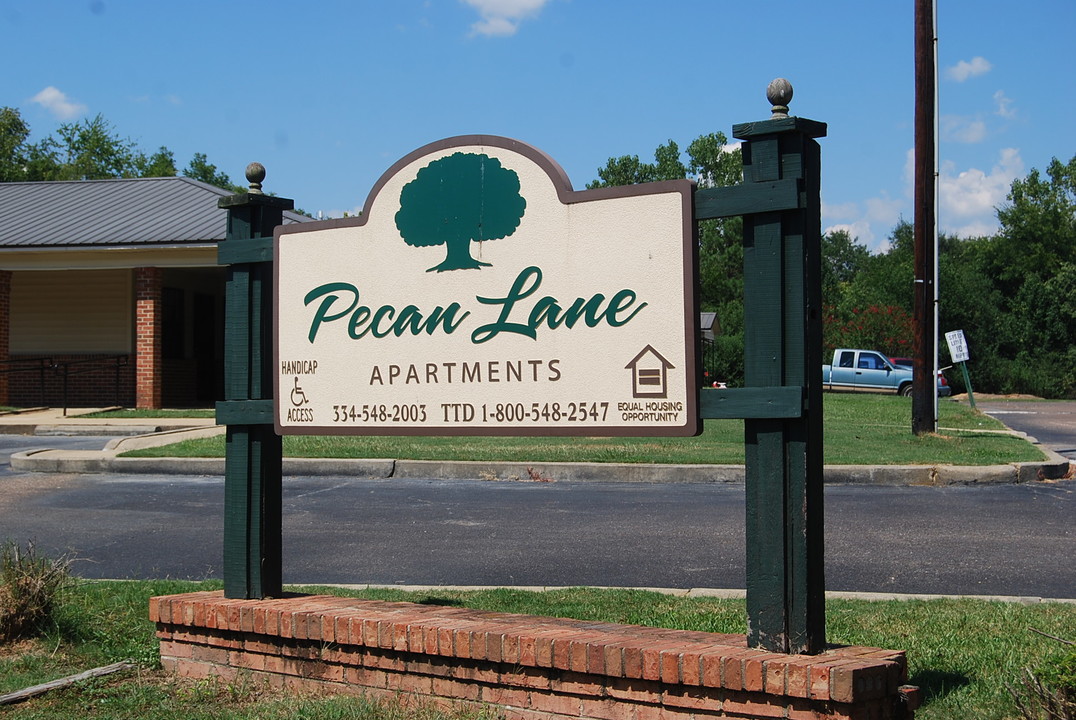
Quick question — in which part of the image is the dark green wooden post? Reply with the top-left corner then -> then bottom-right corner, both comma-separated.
216,163 -> 291,599
698,80 -> 827,655
736,81 -> 826,655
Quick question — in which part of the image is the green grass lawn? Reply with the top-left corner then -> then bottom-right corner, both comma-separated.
1,580 -> 1072,719
121,395 -> 1046,466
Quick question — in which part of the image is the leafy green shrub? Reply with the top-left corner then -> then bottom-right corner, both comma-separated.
985,354 -> 1076,400
0,540 -> 72,643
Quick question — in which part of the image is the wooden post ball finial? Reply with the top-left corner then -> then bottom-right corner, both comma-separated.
767,78 -> 793,119
246,162 -> 266,194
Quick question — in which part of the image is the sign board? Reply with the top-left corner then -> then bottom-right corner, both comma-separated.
274,136 -> 698,436
945,329 -> 970,363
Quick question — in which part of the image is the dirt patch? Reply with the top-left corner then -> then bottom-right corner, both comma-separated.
0,637 -> 41,659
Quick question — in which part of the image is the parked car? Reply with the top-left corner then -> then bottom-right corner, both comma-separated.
889,356 -> 952,391
823,349 -> 951,396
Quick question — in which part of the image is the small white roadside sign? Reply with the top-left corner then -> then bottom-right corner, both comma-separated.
945,329 -> 970,363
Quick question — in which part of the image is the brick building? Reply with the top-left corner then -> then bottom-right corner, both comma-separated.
0,177 -> 308,409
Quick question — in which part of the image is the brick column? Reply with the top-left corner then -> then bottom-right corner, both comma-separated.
0,270 -> 10,405
135,267 -> 163,409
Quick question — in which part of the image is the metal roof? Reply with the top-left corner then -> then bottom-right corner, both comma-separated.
0,176 -> 309,248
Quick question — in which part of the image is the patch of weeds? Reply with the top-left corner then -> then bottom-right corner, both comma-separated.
1009,631 -> 1076,719
169,672 -> 269,706
0,541 -> 72,643
525,467 -> 554,482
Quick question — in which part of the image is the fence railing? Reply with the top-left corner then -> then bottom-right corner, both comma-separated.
0,357 -> 54,408
54,355 -> 129,416
0,355 -> 131,415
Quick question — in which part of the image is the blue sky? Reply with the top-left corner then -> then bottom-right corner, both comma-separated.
5,0 -> 1074,252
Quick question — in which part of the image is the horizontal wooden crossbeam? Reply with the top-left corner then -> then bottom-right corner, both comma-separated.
216,399 -> 274,425
218,235 -> 274,265
695,179 -> 802,220
699,386 -> 805,419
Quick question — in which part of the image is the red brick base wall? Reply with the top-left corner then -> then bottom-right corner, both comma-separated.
152,592 -> 918,719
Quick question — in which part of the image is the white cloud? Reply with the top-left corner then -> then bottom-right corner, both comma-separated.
29,86 -> 87,120
938,147 -> 1023,236
826,146 -> 1024,253
946,56 -> 992,82
903,147 -> 917,194
821,200 -> 858,221
941,115 -> 987,144
825,220 -> 878,249
462,0 -> 550,37
865,194 -> 903,225
863,194 -> 905,251
993,90 -> 1016,119
471,16 -> 518,36
821,193 -> 903,253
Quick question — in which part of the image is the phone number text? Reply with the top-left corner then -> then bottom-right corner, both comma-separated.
329,402 -> 610,425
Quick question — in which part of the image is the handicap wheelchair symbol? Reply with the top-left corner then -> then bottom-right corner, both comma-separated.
290,377 -> 310,407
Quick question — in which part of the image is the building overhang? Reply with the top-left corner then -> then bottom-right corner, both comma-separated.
0,244 -> 219,271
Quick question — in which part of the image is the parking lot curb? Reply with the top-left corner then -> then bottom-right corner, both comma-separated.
5,415 -> 1072,485
9,444 -> 1071,485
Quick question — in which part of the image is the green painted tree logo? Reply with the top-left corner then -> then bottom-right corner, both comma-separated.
395,152 -> 527,273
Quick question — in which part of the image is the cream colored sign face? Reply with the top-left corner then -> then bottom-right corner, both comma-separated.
275,136 -> 698,436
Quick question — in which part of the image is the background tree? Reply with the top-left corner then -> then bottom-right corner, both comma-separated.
0,107 -> 67,182
138,146 -> 177,178
819,229 -> 910,357
933,234 -> 1004,393
395,152 -> 527,273
686,133 -> 742,188
587,143 -> 669,188
955,156 -> 1076,397
183,152 -> 241,192
0,107 -> 31,182
820,229 -> 870,306
0,106 -> 242,192
50,114 -> 143,180
992,155 -> 1076,291
821,156 -> 1076,398
840,221 -> 914,314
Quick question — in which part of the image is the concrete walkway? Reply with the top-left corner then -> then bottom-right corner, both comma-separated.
3,406 -> 1072,485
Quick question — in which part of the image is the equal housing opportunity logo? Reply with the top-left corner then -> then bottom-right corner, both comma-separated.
274,136 -> 698,436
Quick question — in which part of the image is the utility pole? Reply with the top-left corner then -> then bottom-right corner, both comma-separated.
913,0 -> 938,434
